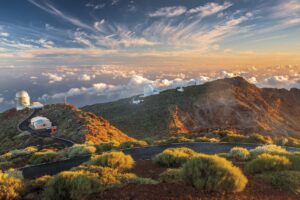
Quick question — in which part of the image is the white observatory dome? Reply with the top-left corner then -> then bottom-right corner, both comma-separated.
16,90 -> 29,98
15,90 -> 30,111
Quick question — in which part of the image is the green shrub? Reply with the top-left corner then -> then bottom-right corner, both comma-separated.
0,171 -> 23,200
257,171 -> 300,193
228,147 -> 250,161
95,142 -> 117,153
0,161 -> 13,169
43,171 -> 103,200
159,168 -> 182,183
6,168 -> 23,179
221,133 -> 247,143
23,175 -> 52,199
152,147 -> 198,167
119,140 -> 147,149
245,153 -> 291,174
87,151 -> 134,171
286,153 -> 300,171
30,151 -> 64,165
250,144 -> 287,158
181,155 -> 248,192
66,144 -> 96,158
245,133 -> 273,144
195,137 -> 220,143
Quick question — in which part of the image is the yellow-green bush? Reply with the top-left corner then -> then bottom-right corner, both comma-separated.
159,168 -> 182,183
245,133 -> 273,144
152,147 -> 198,167
30,151 -> 64,165
195,136 -> 220,143
250,144 -> 287,158
119,140 -> 147,149
87,151 -> 134,171
95,142 -> 118,153
181,155 -> 248,192
221,133 -> 247,143
23,175 -> 51,199
43,170 -> 103,200
245,153 -> 291,174
257,171 -> 300,193
0,171 -> 23,200
228,147 -> 250,161
66,144 -> 96,158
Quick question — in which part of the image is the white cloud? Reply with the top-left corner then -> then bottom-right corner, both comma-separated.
149,6 -> 187,17
37,38 -> 54,48
94,20 -> 105,32
78,74 -> 91,81
42,72 -> 64,83
0,32 -> 9,37
86,3 -> 105,10
0,97 -> 4,104
188,2 -> 233,17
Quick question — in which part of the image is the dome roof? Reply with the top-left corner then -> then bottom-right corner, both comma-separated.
16,90 -> 29,98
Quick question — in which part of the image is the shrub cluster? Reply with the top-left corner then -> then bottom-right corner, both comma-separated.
0,171 -> 23,200
245,153 -> 291,174
256,171 -> 300,192
159,168 -> 182,183
181,155 -> 248,192
87,151 -> 134,171
152,147 -> 198,167
30,150 -> 64,165
250,144 -> 287,158
119,140 -> 147,149
65,144 -> 96,158
228,147 -> 250,161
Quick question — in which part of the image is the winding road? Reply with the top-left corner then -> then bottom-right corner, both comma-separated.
18,108 -> 74,147
20,142 -> 300,179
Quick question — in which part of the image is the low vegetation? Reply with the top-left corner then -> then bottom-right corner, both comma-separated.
245,153 -> 291,174
152,147 -> 198,167
249,144 -> 288,158
159,168 -> 182,183
87,151 -> 134,171
30,150 -> 64,165
0,170 -> 23,200
65,144 -> 97,158
256,171 -> 300,193
119,140 -> 147,149
181,155 -> 248,192
228,147 -> 250,161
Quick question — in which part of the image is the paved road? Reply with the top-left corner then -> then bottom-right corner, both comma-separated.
18,109 -> 74,147
21,142 -> 300,179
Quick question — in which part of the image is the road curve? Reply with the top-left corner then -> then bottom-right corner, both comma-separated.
17,108 -> 74,147
20,142 -> 299,179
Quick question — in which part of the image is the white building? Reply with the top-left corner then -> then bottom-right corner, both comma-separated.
30,116 -> 52,130
177,86 -> 184,92
15,90 -> 31,111
15,91 -> 44,111
143,84 -> 160,97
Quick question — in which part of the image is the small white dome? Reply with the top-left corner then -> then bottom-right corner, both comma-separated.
16,90 -> 29,98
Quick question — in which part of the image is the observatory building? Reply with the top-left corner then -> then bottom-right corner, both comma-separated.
15,90 -> 44,111
143,84 -> 160,97
15,90 -> 31,111
30,116 -> 52,130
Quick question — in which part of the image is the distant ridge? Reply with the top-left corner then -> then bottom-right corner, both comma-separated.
83,77 -> 300,139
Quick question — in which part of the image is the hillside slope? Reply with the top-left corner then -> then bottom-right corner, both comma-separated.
83,77 -> 300,139
0,104 -> 135,153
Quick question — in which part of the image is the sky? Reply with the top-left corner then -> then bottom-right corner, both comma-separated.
0,0 -> 300,111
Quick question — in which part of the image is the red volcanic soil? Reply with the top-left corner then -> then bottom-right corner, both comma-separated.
88,160 -> 299,200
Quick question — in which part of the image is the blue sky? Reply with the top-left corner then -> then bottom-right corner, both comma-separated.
0,0 -> 300,69
0,0 -> 300,111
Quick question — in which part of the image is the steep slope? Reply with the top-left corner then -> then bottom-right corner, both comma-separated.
83,77 -> 300,139
0,104 -> 135,153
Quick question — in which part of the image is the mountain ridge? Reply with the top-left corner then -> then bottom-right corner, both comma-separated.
83,77 -> 300,139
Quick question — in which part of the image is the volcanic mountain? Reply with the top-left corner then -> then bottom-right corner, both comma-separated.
83,77 -> 300,139
0,104 -> 135,153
